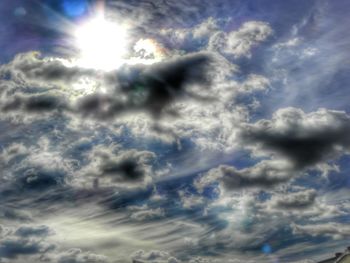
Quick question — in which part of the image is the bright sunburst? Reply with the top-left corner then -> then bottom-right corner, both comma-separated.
74,14 -> 128,71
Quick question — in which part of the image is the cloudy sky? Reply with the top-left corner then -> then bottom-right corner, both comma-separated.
1,0 -> 350,262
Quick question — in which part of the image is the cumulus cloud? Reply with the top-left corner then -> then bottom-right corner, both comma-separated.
196,159 -> 295,191
75,144 -> 156,189
268,189 -> 317,210
160,18 -> 273,59
208,21 -> 273,58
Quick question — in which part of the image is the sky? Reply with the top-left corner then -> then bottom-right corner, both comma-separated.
0,0 -> 350,262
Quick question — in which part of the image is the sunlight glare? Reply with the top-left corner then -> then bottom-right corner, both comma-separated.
75,15 -> 127,71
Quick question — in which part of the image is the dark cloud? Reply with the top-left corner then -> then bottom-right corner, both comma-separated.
0,238 -> 52,259
78,52 -> 214,119
197,108 -> 350,191
239,107 -> 350,169
17,168 -> 66,191
1,52 -> 214,121
80,146 -> 156,188
15,225 -> 51,238
2,94 -> 67,113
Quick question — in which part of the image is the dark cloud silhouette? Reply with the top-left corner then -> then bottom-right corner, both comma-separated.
101,159 -> 145,181
197,108 -> 350,191
82,147 -> 156,188
2,95 -> 67,113
239,107 -> 350,169
78,52 -> 214,119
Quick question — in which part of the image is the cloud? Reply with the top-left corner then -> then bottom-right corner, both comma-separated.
292,222 -> 350,240
195,107 -> 350,192
159,17 -> 220,47
208,21 -> 273,58
131,250 -> 180,263
0,224 -> 110,262
77,52 -> 214,119
2,94 -> 67,113
196,159 -> 295,191
75,144 -> 156,189
160,18 -> 273,59
43,248 -> 109,263
0,51 -> 215,122
268,189 -> 317,210
0,52 -> 93,84
0,138 -> 76,195
239,107 -> 350,169
14,225 -> 51,238
0,225 -> 55,260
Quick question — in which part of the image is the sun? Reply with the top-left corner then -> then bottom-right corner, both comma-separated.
74,14 -> 128,71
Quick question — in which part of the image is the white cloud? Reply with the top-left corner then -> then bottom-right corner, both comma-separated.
208,21 -> 273,58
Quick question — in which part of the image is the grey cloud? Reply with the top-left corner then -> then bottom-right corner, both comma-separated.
269,189 -> 317,210
292,222 -> 350,240
239,107 -> 350,169
264,188 -> 345,220
15,225 -> 51,238
0,143 -> 28,165
0,207 -> 32,222
77,52 -> 214,119
0,52 -> 93,84
77,145 -> 156,189
196,160 -> 295,191
2,94 -> 67,113
196,107 -> 350,192
131,250 -> 179,263
1,52 -> 215,121
0,225 -> 55,260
